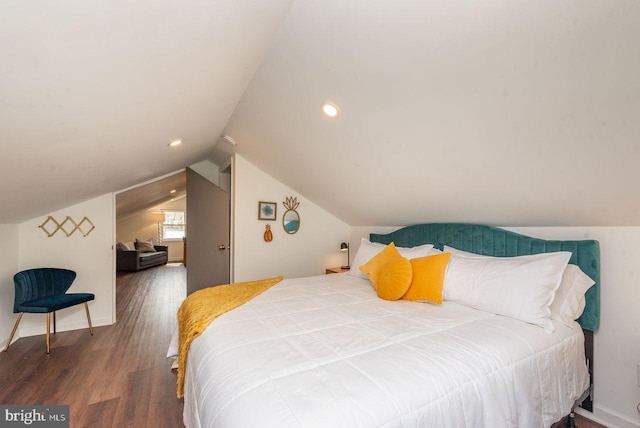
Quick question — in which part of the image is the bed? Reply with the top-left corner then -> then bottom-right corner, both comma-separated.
178,223 -> 600,428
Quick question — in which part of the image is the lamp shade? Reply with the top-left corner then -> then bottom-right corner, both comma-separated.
150,212 -> 166,223
340,242 -> 349,251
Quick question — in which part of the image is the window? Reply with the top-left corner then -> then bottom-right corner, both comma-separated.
162,211 -> 186,240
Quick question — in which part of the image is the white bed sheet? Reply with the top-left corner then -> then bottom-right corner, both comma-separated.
182,273 -> 589,428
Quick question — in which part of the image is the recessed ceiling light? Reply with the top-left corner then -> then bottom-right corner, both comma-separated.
322,103 -> 339,118
222,134 -> 237,146
169,140 -> 182,147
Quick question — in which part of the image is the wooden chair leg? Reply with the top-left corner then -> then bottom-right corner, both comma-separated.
46,313 -> 51,354
3,313 -> 23,352
84,302 -> 94,335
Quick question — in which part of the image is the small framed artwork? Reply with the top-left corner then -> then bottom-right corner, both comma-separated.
258,201 -> 277,220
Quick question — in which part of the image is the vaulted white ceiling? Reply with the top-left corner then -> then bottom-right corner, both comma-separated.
2,0 -> 639,226
221,0 -> 640,226
0,0 -> 293,223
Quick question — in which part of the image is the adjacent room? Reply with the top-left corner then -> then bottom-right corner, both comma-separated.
0,1 -> 639,427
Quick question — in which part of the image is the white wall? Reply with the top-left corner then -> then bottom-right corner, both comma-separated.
189,160 -> 220,186
15,193 -> 115,338
116,197 -> 186,262
0,224 -> 20,349
352,225 -> 640,428
191,159 -> 232,191
233,155 -> 350,281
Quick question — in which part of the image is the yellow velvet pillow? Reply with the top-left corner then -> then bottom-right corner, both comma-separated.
359,242 -> 402,288
376,257 -> 413,301
402,253 -> 452,304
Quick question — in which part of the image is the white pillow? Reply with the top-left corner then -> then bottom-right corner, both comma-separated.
348,238 -> 386,279
443,245 -> 485,256
443,251 -> 572,332
550,264 -> 595,327
348,238 -> 435,279
397,243 -> 437,259
444,246 -> 595,328
121,241 -> 135,251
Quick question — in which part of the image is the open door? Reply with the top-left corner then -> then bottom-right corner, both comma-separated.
186,168 -> 230,294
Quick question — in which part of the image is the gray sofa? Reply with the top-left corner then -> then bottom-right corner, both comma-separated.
117,245 -> 168,271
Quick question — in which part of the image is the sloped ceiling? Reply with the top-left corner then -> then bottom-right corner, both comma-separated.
221,0 -> 640,226
3,0 -> 639,227
0,0 -> 293,223
116,170 -> 186,220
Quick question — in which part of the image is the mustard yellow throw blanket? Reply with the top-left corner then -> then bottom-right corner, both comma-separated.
176,275 -> 283,398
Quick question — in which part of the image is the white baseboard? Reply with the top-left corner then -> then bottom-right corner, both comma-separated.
577,404 -> 640,428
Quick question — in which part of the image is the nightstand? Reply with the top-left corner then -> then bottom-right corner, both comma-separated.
326,267 -> 350,274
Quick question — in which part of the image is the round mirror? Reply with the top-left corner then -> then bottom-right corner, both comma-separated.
283,209 -> 300,234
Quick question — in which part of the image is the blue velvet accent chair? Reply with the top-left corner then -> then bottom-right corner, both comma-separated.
3,268 -> 95,354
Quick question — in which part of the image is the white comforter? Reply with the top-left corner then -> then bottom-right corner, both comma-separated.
182,273 -> 589,428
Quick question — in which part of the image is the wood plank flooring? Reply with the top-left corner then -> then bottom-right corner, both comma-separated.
552,414 -> 607,428
0,264 -> 186,427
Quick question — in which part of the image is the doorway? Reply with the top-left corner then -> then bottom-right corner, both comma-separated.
115,171 -> 187,266
114,163 -> 233,302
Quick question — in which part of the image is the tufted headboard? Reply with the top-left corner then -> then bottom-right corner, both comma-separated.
370,223 -> 600,332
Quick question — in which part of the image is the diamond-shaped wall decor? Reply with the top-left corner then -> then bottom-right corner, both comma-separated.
38,216 -> 96,237
39,216 -> 62,237
60,216 -> 78,237
77,217 -> 95,237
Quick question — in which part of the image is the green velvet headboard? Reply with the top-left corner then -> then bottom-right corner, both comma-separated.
370,223 -> 600,331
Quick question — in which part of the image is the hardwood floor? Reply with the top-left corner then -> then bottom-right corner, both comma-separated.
553,414 -> 608,428
0,264 -> 186,427
552,414 -> 608,428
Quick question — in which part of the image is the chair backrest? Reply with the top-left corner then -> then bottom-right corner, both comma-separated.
13,268 -> 77,313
